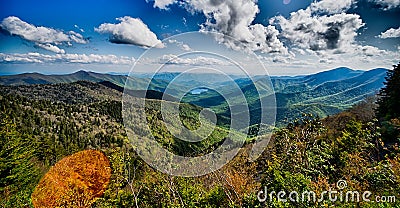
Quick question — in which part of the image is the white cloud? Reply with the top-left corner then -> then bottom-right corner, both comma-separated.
269,0 -> 399,69
378,27 -> 400,38
74,24 -> 85,33
152,0 -> 359,54
168,39 -> 192,51
68,31 -> 87,44
332,45 -> 399,66
0,52 -> 135,65
368,0 -> 400,10
95,16 -> 164,48
163,0 -> 287,53
36,43 -> 65,54
181,44 -> 191,51
147,0 -> 365,54
357,45 -> 387,56
310,0 -> 356,14
151,0 -> 177,9
0,16 -> 87,53
158,54 -> 230,66
261,46 -> 400,75
247,24 -> 286,53
273,8 -> 364,52
150,0 -> 398,72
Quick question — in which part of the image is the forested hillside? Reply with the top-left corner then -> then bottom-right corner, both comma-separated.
184,68 -> 387,126
0,67 -> 388,126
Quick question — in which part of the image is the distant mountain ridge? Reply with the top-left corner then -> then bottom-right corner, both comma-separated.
303,67 -> 364,86
177,67 -> 388,126
0,70 -> 125,86
0,67 -> 387,87
0,67 -> 388,126
0,70 -> 173,93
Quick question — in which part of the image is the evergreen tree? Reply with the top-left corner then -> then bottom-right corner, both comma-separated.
377,63 -> 400,120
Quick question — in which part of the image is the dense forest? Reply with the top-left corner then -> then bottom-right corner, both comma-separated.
1,64 -> 399,207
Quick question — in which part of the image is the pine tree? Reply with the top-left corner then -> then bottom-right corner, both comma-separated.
377,63 -> 400,120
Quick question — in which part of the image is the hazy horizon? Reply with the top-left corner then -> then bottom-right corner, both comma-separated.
0,66 -> 391,77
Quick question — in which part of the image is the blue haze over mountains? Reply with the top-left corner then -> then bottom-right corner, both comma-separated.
0,67 -> 387,126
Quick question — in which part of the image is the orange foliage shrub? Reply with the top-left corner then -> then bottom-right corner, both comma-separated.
220,148 -> 260,204
31,150 -> 111,208
389,155 -> 400,183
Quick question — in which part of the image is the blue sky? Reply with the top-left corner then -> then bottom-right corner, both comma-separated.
0,0 -> 399,75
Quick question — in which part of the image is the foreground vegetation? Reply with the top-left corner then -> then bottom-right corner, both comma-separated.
0,64 -> 399,207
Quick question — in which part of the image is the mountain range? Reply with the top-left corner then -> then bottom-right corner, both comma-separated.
0,67 -> 388,126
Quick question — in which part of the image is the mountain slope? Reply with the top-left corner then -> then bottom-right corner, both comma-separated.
182,68 -> 388,126
0,70 -> 171,92
0,68 -> 388,126
0,80 -> 237,156
0,70 -> 121,85
303,67 -> 364,86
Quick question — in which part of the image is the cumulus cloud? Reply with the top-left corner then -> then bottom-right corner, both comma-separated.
168,39 -> 192,51
357,45 -> 387,56
68,31 -> 87,44
378,27 -> 400,38
149,0 -> 177,9
95,16 -> 164,48
310,0 -> 356,14
158,54 -> 230,66
153,0 -> 286,53
273,8 -> 364,52
0,52 -> 135,65
150,0 -> 397,68
35,43 -> 66,54
150,0 -> 359,54
333,45 -> 398,66
181,44 -> 192,51
261,44 -> 400,75
196,0 -> 287,53
270,0 -> 400,66
0,16 -> 87,53
368,0 -> 400,10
